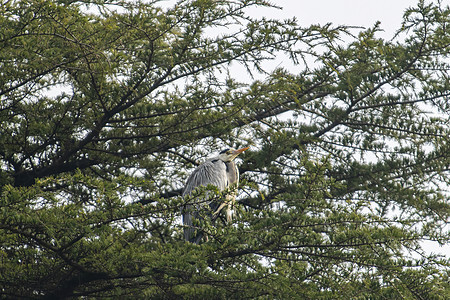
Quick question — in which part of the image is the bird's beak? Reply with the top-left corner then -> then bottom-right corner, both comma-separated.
231,147 -> 249,159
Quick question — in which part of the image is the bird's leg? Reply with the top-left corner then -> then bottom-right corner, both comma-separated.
226,192 -> 236,223
226,204 -> 233,223
213,194 -> 236,223
212,202 -> 227,219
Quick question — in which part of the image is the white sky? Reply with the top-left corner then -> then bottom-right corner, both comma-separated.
279,0 -> 419,37
225,0 -> 423,80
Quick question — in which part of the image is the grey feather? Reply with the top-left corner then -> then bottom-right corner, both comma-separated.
182,158 -> 240,243
182,159 -> 229,197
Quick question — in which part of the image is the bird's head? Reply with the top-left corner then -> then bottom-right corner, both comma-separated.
217,147 -> 249,162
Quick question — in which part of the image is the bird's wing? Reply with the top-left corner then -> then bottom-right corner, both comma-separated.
182,159 -> 228,196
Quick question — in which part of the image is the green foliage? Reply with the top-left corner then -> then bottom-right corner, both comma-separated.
1,0 -> 449,298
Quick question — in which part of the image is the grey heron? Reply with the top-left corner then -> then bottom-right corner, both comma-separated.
182,147 -> 249,244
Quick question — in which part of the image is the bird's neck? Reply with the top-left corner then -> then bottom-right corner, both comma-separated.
225,161 -> 238,184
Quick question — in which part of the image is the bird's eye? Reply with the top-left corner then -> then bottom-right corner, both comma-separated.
227,150 -> 233,155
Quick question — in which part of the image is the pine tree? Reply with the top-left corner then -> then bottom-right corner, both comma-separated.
0,0 -> 449,298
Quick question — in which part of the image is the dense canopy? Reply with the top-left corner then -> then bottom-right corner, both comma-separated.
0,0 -> 449,298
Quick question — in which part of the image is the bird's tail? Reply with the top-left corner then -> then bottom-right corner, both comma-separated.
183,205 -> 204,244
183,206 -> 194,241
183,220 -> 204,244
190,232 -> 204,244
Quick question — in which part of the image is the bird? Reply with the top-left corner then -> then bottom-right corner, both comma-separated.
182,147 -> 249,244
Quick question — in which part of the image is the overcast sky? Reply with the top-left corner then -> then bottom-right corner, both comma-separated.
253,0 -> 420,38
226,0 -> 423,80
283,0 -> 419,35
